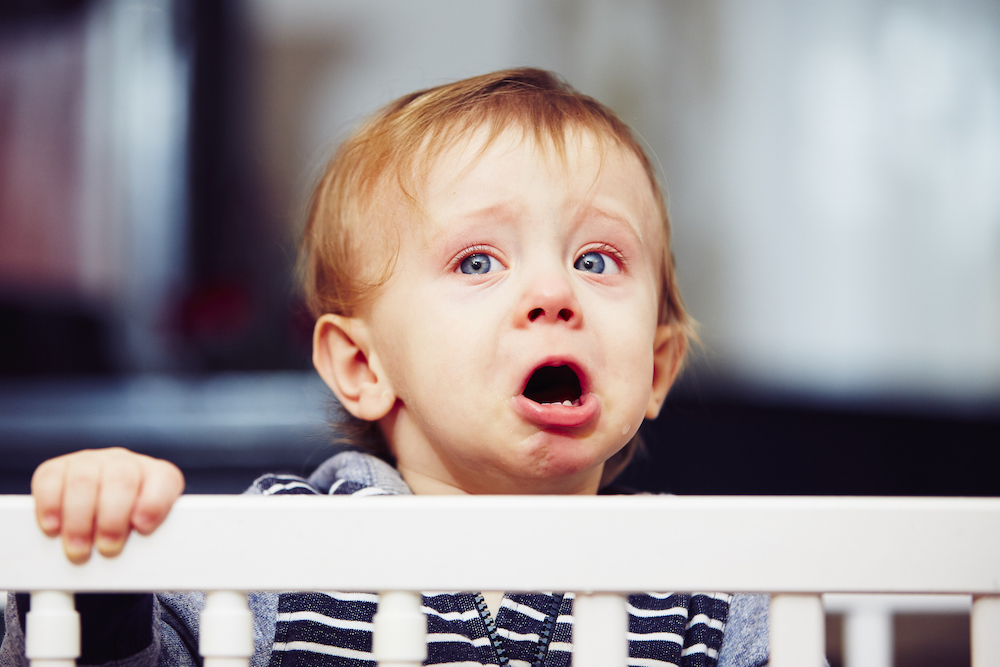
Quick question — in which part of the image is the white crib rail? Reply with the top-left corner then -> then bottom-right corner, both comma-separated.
2,494 -> 999,667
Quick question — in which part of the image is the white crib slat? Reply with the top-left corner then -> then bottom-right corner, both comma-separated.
843,603 -> 892,667
972,595 -> 1000,667
573,592 -> 628,667
25,591 -> 80,667
372,590 -> 426,667
769,594 -> 824,667
199,591 -> 254,667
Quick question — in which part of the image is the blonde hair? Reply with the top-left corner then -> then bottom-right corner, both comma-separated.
300,68 -> 693,471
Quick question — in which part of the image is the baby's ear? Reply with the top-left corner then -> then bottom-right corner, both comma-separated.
646,324 -> 687,420
313,314 -> 397,421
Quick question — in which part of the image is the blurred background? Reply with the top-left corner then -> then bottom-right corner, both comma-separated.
1,0 -> 998,497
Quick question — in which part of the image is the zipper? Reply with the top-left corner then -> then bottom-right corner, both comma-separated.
473,592 -> 565,667
473,592 -> 508,666
531,593 -> 564,667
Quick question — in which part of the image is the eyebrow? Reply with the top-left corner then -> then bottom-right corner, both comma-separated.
576,203 -> 647,243
426,202 -> 517,236
459,203 -> 519,223
426,200 -> 648,246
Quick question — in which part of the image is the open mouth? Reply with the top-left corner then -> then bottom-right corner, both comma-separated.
522,365 -> 583,406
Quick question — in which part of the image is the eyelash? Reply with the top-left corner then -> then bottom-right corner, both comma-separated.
450,245 -> 501,271
581,243 -> 626,269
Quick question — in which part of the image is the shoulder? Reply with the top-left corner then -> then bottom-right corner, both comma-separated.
247,473 -> 324,496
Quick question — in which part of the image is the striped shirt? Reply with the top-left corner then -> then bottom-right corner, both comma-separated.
255,460 -> 732,667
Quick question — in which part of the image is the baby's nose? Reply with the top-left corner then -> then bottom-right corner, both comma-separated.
528,306 -> 573,323
518,271 -> 581,327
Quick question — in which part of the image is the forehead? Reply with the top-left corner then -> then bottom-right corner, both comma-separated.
411,126 -> 663,244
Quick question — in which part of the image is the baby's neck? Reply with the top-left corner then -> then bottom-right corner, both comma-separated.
482,591 -> 504,619
398,467 -> 473,495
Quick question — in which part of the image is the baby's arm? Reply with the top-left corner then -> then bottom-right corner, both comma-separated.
31,447 -> 184,563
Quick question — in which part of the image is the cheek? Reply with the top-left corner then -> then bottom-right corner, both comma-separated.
379,286 -> 503,401
609,343 -> 655,404
595,298 -> 658,398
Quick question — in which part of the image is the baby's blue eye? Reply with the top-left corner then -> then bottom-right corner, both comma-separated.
574,251 -> 618,274
459,253 -> 497,274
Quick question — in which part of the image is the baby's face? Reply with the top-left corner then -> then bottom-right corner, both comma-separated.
365,128 -> 670,494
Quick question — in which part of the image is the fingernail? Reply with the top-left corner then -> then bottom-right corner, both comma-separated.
95,535 -> 124,556
65,537 -> 91,563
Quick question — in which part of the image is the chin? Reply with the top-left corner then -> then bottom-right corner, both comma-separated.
510,431 -> 612,484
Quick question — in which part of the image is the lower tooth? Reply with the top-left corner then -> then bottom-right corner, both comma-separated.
562,400 -> 572,406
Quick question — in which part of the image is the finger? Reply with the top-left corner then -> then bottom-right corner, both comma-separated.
131,457 -> 184,535
94,453 -> 142,558
31,457 -> 67,536
60,454 -> 102,564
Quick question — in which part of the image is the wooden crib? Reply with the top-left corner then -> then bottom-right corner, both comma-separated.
2,494 -> 999,667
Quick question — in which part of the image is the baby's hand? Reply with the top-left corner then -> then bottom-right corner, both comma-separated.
31,448 -> 185,564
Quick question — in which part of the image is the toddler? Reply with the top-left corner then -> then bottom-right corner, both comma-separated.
1,68 -> 767,667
